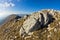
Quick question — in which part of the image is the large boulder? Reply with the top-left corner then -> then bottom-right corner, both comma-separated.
19,10 -> 55,37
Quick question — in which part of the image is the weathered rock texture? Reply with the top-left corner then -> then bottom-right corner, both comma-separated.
0,9 -> 60,40
20,10 -> 55,37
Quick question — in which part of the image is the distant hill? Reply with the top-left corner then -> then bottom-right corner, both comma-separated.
0,14 -> 28,25
0,9 -> 60,40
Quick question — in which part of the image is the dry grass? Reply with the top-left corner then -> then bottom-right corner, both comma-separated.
0,10 -> 60,40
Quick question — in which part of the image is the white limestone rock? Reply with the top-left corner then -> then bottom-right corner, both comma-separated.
19,10 -> 55,37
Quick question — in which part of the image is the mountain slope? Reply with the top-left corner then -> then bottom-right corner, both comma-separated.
0,14 -> 27,25
0,9 -> 60,40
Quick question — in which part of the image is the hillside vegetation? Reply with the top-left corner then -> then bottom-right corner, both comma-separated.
0,9 -> 60,40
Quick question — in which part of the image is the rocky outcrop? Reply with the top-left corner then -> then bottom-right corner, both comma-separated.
19,9 -> 55,37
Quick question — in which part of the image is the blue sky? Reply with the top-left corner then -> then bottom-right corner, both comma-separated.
10,0 -> 60,12
0,0 -> 60,18
6,0 -> 60,12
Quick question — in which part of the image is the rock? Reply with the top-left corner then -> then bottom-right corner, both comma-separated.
19,9 -> 55,37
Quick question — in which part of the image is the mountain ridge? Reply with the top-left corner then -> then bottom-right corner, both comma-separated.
0,9 -> 60,40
